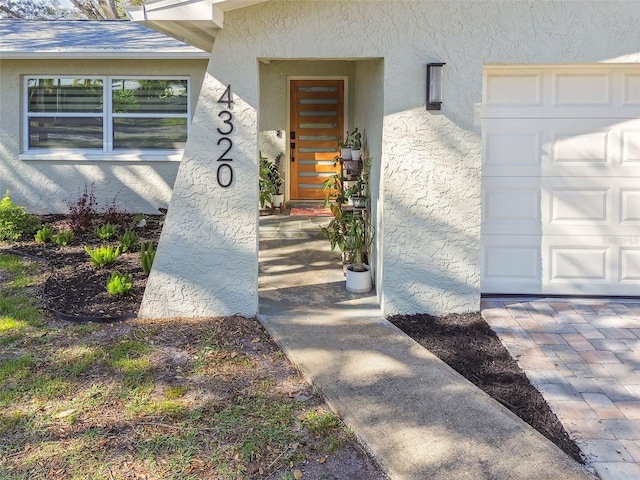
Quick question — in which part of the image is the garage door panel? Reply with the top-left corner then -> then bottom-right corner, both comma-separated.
483,120 -> 543,177
548,186 -> 609,225
552,128 -> 610,167
623,74 -> 640,106
482,177 -> 540,235
553,72 -> 612,108
621,189 -> 640,224
621,248 -> 640,284
547,246 -> 609,283
481,235 -> 542,294
484,71 -> 543,108
621,127 -> 640,165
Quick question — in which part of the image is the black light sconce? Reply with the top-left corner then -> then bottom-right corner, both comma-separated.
426,62 -> 445,110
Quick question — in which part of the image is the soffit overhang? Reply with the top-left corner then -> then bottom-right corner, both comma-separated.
127,0 -> 269,52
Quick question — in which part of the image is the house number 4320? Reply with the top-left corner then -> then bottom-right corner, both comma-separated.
216,85 -> 234,188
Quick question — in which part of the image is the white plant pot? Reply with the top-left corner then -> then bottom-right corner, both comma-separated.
272,194 -> 284,209
346,264 -> 372,293
351,149 -> 362,161
341,148 -> 352,160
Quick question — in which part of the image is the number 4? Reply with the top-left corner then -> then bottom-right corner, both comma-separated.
217,84 -> 233,109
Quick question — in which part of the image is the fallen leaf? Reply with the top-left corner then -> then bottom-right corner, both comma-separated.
318,457 -> 326,464
56,408 -> 76,419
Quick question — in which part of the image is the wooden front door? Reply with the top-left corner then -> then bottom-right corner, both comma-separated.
289,79 -> 344,200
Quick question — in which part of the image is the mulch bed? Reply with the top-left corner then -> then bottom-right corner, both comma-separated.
388,312 -> 584,463
6,214 -> 164,320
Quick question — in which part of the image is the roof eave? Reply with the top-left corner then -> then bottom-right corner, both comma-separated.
0,51 -> 211,60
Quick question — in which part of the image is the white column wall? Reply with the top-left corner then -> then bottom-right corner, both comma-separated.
142,0 -> 640,318
139,44 -> 260,317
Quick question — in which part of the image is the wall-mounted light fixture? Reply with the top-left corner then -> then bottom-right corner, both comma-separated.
426,62 -> 446,110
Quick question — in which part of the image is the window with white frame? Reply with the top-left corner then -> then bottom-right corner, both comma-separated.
25,77 -> 190,154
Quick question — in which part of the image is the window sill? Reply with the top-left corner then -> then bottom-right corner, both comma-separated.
19,151 -> 183,162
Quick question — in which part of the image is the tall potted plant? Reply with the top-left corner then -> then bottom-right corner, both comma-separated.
321,159 -> 373,293
342,211 -> 373,293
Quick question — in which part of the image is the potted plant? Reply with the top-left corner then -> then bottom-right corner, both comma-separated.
340,129 -> 362,178
345,155 -> 369,208
343,210 -> 373,293
259,153 -> 275,209
349,128 -> 362,161
339,135 -> 352,160
269,153 -> 285,210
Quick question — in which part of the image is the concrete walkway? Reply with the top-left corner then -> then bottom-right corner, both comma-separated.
483,298 -> 640,480
258,214 -> 594,480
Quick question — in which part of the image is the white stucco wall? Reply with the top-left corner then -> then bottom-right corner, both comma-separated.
0,59 -> 206,213
142,0 -> 640,318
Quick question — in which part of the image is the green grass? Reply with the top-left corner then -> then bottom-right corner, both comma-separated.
0,254 -> 369,479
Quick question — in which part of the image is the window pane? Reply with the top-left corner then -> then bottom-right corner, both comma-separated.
28,117 -> 103,149
28,78 -> 103,113
113,118 -> 187,149
112,79 -> 188,114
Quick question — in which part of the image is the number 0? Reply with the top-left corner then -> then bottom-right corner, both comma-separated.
217,163 -> 233,188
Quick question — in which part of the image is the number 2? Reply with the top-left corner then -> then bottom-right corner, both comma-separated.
216,137 -> 233,162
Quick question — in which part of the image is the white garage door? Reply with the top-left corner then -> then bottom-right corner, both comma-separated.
482,66 -> 640,296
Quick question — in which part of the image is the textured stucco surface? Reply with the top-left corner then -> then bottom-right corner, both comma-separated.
143,0 -> 640,318
0,59 -> 206,213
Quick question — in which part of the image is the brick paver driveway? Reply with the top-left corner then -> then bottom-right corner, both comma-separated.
482,298 -> 640,480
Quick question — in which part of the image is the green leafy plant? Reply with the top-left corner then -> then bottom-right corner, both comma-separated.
259,153 -> 276,208
84,244 -> 120,269
118,229 -> 138,253
34,225 -> 54,243
140,242 -> 156,275
52,229 -> 73,246
106,271 -> 132,295
0,190 -> 41,242
267,153 -> 284,195
348,128 -> 362,150
95,223 -> 118,240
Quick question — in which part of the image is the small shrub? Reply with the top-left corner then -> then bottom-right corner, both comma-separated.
0,190 -> 41,242
103,198 -> 129,226
106,272 -> 132,295
118,229 -> 138,253
52,229 -> 73,246
34,225 -> 54,243
67,184 -> 97,233
95,223 -> 118,240
140,242 -> 156,275
84,244 -> 120,269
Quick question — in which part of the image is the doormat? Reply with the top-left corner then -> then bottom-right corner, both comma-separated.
289,206 -> 333,217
